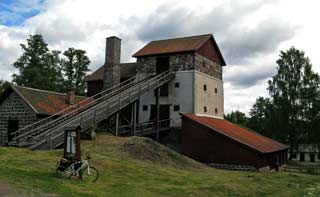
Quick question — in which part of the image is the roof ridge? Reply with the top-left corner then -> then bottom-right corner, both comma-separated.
13,85 -> 88,98
150,34 -> 212,43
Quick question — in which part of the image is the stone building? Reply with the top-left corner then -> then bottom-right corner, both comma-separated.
0,86 -> 89,145
86,34 -> 226,128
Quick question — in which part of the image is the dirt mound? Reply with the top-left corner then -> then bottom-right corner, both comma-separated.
120,137 -> 204,169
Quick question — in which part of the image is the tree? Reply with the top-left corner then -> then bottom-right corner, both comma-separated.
248,97 -> 275,138
12,34 -> 63,92
0,80 -> 11,95
61,48 -> 90,95
225,110 -> 249,127
267,46 -> 320,151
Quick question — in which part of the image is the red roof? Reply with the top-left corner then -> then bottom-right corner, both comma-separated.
181,113 -> 288,153
11,86 -> 93,116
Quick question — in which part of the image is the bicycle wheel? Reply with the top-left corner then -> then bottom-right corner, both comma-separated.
81,166 -> 99,182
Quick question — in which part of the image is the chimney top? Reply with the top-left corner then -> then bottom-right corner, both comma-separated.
107,36 -> 121,40
66,89 -> 76,105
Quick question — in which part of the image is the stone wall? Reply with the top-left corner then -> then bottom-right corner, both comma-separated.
136,53 -> 194,75
0,92 -> 37,145
195,53 -> 223,80
136,53 -> 222,80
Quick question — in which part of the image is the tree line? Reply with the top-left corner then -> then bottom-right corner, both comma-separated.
225,47 -> 320,154
0,34 -> 90,96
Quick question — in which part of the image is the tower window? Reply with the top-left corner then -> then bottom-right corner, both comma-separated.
175,82 -> 180,88
215,108 -> 218,114
204,106 -> 207,113
215,88 -> 218,94
143,105 -> 148,111
203,85 -> 207,91
174,105 -> 180,111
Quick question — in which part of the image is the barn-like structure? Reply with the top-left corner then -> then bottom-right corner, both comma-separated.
181,113 -> 289,169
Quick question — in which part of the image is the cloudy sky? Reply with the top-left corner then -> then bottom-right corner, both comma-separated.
1,0 -> 319,114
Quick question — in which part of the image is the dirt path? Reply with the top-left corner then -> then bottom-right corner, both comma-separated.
0,182 -> 19,197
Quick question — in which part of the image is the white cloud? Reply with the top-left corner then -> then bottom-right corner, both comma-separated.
0,0 -> 320,114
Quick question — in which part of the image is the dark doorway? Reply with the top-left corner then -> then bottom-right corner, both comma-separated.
7,119 -> 19,141
150,105 -> 170,127
300,153 -> 305,162
310,154 -> 315,162
156,57 -> 170,97
156,57 -> 170,74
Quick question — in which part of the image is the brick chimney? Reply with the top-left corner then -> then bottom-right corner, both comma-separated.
66,89 -> 75,105
103,36 -> 121,90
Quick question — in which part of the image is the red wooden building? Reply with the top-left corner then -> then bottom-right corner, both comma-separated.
181,113 -> 289,170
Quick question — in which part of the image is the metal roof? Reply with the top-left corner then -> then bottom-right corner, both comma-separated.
85,63 -> 137,81
181,113 -> 289,153
133,34 -> 212,57
6,86 -> 91,115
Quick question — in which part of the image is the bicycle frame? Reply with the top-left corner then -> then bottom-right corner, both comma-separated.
69,160 -> 91,176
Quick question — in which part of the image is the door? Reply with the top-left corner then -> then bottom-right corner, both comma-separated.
150,105 -> 170,120
156,57 -> 170,97
310,154 -> 315,162
7,119 -> 19,141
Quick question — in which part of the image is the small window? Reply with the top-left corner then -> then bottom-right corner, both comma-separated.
175,82 -> 180,88
291,153 -> 297,159
300,153 -> 305,162
318,154 -> 320,159
143,105 -> 148,111
215,88 -> 218,94
215,108 -> 218,114
310,154 -> 315,162
203,61 -> 206,68
204,106 -> 207,113
174,105 -> 180,111
203,85 -> 207,91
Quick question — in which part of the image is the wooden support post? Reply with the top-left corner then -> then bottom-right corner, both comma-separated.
133,101 -> 137,136
155,88 -> 160,141
115,112 -> 119,136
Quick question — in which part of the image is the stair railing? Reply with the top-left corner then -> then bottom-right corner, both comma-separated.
11,74 -> 153,142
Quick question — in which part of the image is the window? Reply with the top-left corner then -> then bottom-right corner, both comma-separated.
175,82 -> 180,88
215,108 -> 218,114
310,154 -> 315,162
203,61 -> 206,68
174,105 -> 180,111
204,106 -> 207,113
215,88 -> 218,94
143,105 -> 148,111
318,154 -> 320,159
291,153 -> 297,159
300,153 -> 305,162
203,84 -> 207,91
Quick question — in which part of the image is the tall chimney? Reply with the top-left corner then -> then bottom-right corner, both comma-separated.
66,89 -> 75,105
103,36 -> 121,90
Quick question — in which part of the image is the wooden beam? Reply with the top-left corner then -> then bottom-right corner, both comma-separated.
115,112 -> 119,136
133,101 -> 137,136
155,88 -> 160,141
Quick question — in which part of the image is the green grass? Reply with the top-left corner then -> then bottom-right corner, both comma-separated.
0,133 -> 319,196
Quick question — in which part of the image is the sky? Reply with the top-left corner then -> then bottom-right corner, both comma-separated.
0,0 -> 320,115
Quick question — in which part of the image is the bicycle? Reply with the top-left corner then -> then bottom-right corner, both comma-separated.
56,154 -> 99,182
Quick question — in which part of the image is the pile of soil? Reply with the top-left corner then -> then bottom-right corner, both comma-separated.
120,137 -> 204,169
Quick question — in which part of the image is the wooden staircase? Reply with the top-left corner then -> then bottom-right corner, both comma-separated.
8,71 -> 175,150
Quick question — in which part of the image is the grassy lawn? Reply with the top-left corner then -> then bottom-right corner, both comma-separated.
0,133 -> 319,196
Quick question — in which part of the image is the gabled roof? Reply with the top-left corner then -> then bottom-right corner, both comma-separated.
0,85 -> 91,116
132,34 -> 226,65
85,62 -> 137,81
181,113 -> 288,154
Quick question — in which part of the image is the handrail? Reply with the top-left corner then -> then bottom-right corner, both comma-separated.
12,74 -> 153,141
20,70 -> 175,149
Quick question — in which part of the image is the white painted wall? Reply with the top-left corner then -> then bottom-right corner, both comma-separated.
194,70 -> 224,118
138,71 -> 195,127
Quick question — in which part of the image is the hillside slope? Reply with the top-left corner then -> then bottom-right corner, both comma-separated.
0,133 -> 318,196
